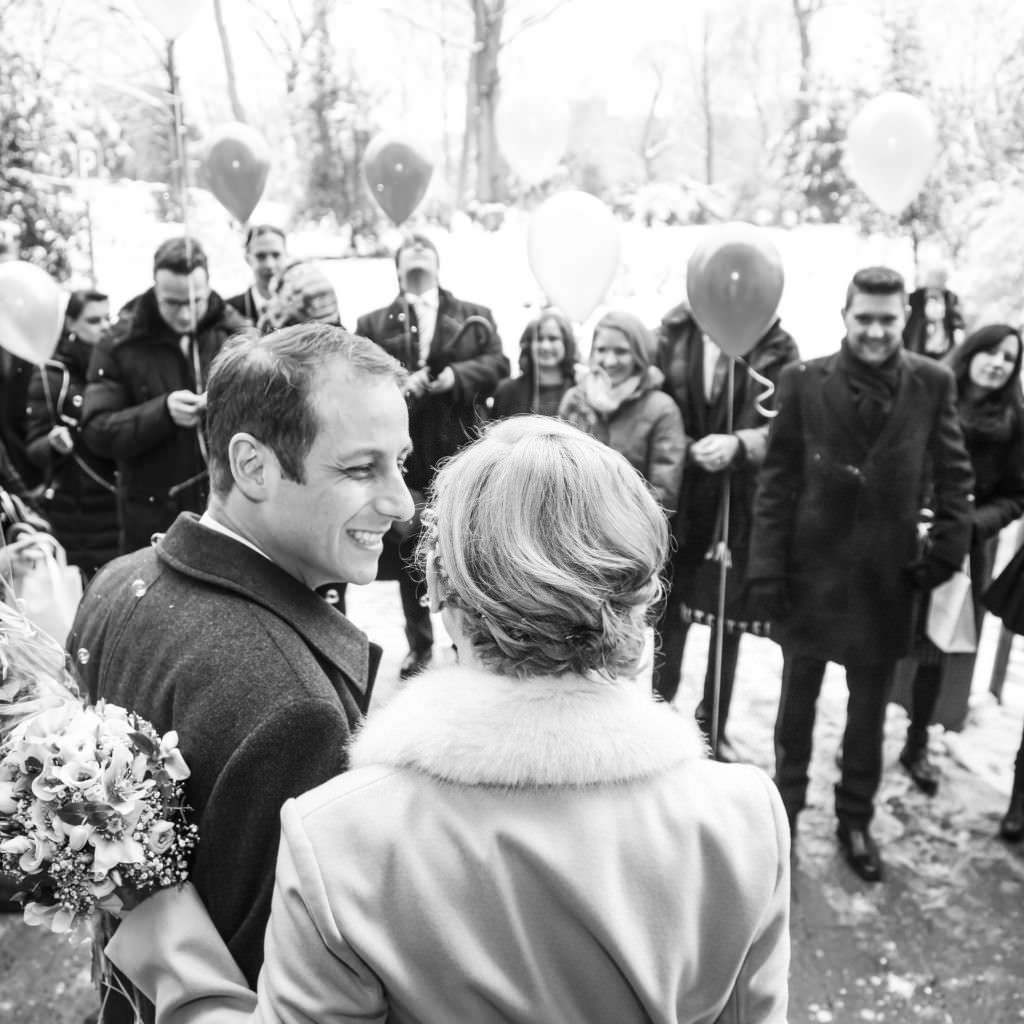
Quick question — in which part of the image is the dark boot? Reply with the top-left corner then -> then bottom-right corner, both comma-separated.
899,730 -> 940,796
1001,788 -> 1024,842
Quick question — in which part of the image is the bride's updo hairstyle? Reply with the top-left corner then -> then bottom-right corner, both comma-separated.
418,415 -> 668,678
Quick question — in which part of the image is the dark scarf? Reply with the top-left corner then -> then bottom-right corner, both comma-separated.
958,391 -> 1018,445
837,342 -> 902,439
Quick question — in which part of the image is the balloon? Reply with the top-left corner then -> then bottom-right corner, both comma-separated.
527,191 -> 621,322
0,262 -> 68,364
496,96 -> 570,184
686,222 -> 785,358
847,92 -> 938,215
362,133 -> 434,226
135,0 -> 204,40
203,123 -> 271,224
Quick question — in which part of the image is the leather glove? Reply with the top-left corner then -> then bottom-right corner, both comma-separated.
904,557 -> 957,592
745,578 -> 791,621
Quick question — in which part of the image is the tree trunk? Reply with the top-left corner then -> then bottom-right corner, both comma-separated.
476,3 -> 504,202
213,0 -> 247,122
700,16 -> 713,185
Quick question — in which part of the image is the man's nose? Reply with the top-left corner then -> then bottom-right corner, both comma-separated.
379,472 -> 416,522
866,321 -> 885,338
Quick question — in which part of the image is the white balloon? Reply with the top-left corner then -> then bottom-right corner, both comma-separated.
847,92 -> 938,215
136,0 -> 204,40
527,191 -> 621,322
497,96 -> 570,185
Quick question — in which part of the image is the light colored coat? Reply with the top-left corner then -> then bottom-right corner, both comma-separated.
109,665 -> 791,1024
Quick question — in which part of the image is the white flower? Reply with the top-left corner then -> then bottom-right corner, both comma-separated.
23,901 -> 76,933
158,731 -> 190,781
147,820 -> 176,855
90,831 -> 146,876
0,779 -> 19,814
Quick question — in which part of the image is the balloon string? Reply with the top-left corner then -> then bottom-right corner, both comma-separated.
743,361 -> 778,419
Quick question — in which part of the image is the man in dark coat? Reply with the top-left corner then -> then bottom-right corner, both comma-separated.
81,237 -> 249,555
356,233 -> 508,678
69,324 -> 415,1021
747,266 -> 974,883
225,224 -> 287,325
653,303 -> 799,758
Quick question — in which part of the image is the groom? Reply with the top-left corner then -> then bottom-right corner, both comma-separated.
69,323 -> 414,1020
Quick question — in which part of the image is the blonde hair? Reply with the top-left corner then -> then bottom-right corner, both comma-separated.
418,416 -> 668,678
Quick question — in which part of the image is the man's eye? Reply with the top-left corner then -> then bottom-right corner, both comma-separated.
398,460 -> 409,476
343,464 -> 374,479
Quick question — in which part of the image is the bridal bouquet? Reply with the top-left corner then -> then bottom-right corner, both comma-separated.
0,598 -> 198,934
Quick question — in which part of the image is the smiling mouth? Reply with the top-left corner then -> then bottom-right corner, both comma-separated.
348,530 -> 386,549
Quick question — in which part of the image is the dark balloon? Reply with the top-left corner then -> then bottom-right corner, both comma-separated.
362,134 -> 433,226
204,124 -> 271,224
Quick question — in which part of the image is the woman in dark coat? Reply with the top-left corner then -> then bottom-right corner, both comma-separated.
899,324 -> 1024,793
24,289 -> 119,576
490,309 -> 578,419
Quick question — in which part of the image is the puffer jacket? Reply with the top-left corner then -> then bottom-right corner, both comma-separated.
25,333 -> 119,575
559,311 -> 686,512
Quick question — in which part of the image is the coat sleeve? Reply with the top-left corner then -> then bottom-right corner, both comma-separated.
747,365 -> 804,582
718,770 -> 791,1023
81,339 -> 177,460
925,369 -> 975,569
972,426 -> 1024,540
447,307 -> 509,405
23,365 -> 56,470
645,396 -> 687,513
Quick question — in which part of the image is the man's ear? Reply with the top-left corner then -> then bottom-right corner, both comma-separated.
228,432 -> 274,500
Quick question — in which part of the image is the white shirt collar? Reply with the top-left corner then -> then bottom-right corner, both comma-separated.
199,511 -> 271,561
404,287 -> 438,309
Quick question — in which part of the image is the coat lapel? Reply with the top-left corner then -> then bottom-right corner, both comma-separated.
820,354 -> 873,454
155,515 -> 379,707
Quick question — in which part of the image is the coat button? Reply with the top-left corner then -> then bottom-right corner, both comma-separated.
72,394 -> 83,407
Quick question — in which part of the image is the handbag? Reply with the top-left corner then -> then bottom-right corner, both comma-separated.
984,541 -> 1024,635
5,525 -> 83,646
926,558 -> 976,653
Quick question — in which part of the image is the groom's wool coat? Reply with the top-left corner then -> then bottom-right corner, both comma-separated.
69,512 -> 379,992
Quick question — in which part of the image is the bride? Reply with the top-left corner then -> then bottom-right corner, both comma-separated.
108,415 -> 791,1023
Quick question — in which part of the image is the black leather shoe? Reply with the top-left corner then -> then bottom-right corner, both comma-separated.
899,744 -> 940,796
1000,792 -> 1024,842
836,824 -> 884,882
399,648 -> 433,680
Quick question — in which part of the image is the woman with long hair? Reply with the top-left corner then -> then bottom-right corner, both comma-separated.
490,308 -> 578,418
24,289 -> 119,576
105,416 -> 790,1023
900,324 -> 1024,794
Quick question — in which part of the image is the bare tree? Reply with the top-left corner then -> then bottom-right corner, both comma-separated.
213,0 -> 247,122
637,49 -> 673,183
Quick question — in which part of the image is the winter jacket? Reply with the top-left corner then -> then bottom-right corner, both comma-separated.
70,512 -> 379,999
108,664 -> 790,1024
81,289 -> 247,553
24,332 -> 119,574
356,289 -> 508,491
748,348 -> 975,665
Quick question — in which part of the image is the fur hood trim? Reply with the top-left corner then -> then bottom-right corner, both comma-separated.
350,665 -> 708,788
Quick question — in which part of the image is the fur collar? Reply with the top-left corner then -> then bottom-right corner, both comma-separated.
350,665 -> 708,788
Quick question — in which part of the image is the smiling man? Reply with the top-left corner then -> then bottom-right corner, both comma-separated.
747,266 -> 974,884
70,324 -> 414,1022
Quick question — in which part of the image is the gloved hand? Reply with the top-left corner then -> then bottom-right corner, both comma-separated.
904,557 -> 957,592
745,578 -> 792,621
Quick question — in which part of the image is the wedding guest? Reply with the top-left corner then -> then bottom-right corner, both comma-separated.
106,415 -> 790,1023
257,259 -> 343,333
69,324 -> 414,1022
81,237 -> 248,554
490,308 -> 578,418
356,233 -> 508,681
225,224 -> 287,325
558,310 -> 686,510
903,267 -> 965,360
652,300 -> 799,758
24,289 -> 119,576
747,266 -> 974,883
897,325 -> 1024,794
